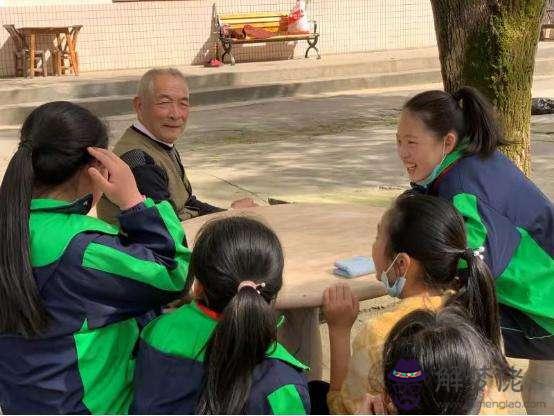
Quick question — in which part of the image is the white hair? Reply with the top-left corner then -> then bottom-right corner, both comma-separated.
137,68 -> 188,101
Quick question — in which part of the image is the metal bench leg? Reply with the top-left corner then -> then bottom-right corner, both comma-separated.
221,41 -> 236,65
305,36 -> 321,59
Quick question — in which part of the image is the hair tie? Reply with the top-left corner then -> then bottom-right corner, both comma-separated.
237,280 -> 266,295
18,141 -> 33,152
452,90 -> 463,102
462,246 -> 485,261
472,246 -> 485,260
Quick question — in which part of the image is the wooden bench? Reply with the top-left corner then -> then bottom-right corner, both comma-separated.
215,11 -> 320,65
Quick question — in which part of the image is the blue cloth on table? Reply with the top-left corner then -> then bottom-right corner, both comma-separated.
333,256 -> 375,278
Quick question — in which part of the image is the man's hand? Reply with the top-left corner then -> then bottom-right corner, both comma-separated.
323,283 -> 359,332
230,197 -> 258,209
87,147 -> 144,210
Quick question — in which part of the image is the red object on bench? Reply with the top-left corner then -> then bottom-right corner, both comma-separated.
243,24 -> 275,39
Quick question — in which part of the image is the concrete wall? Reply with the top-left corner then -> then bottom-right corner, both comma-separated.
0,0 -> 437,77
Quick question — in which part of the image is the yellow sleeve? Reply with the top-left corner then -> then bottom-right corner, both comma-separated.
327,320 -> 385,414
326,297 -> 445,414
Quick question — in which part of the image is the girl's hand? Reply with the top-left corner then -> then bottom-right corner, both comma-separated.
323,283 -> 359,331
356,393 -> 396,415
87,147 -> 144,210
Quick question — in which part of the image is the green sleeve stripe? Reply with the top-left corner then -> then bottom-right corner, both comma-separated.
452,193 -> 488,248
82,243 -> 186,291
147,198 -> 192,287
452,193 -> 488,269
74,319 -> 137,414
496,228 -> 554,334
267,384 -> 307,415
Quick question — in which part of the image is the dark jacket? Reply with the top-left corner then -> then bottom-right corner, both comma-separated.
412,148 -> 553,335
97,126 -> 223,225
0,196 -> 191,414
132,301 -> 310,414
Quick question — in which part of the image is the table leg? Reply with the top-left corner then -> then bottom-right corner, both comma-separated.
29,34 -> 36,78
522,360 -> 554,414
278,307 -> 323,381
67,34 -> 78,75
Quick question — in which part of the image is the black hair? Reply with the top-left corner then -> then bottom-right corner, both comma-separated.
383,307 -> 507,414
403,86 -> 506,157
194,216 -> 284,414
384,194 -> 509,375
0,101 -> 108,337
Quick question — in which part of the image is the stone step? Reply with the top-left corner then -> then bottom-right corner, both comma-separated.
0,54 -> 441,106
0,68 -> 442,126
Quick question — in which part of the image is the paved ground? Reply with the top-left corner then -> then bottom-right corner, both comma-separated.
114,80 -> 554,205
0,78 -> 550,395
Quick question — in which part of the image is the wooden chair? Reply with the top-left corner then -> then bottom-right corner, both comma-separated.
540,9 -> 554,41
52,25 -> 82,75
3,24 -> 47,77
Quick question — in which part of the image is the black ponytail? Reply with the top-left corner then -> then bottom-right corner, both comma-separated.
193,216 -> 284,414
0,145 -> 46,337
452,86 -> 506,156
0,101 -> 108,337
404,86 -> 506,158
447,248 -> 510,378
386,194 -> 508,377
198,288 -> 278,414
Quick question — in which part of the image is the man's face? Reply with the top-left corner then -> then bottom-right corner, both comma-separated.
135,74 -> 190,144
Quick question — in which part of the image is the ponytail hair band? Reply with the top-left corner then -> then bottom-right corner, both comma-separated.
451,89 -> 464,102
18,141 -> 33,152
463,246 -> 485,261
237,280 -> 266,295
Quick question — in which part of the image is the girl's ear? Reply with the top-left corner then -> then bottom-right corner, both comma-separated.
444,131 -> 457,154
394,252 -> 412,277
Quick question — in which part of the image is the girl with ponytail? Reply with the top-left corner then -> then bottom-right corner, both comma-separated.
324,194 -> 510,415
397,87 -> 553,412
132,216 -> 310,415
0,101 -> 191,414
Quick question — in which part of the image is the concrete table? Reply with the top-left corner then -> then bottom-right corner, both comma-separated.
182,203 -> 387,378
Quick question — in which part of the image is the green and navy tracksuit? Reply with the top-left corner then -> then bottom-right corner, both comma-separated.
132,301 -> 311,414
0,196 -> 191,414
411,147 -> 553,359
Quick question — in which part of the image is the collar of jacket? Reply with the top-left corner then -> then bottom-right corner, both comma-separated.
30,194 -> 94,215
193,301 -> 308,371
130,124 -> 174,151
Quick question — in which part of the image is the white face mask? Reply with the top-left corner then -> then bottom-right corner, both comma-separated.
380,254 -> 408,298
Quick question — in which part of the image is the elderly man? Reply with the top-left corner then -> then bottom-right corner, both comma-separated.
97,68 -> 255,224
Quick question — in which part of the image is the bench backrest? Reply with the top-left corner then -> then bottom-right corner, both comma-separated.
218,12 -> 288,32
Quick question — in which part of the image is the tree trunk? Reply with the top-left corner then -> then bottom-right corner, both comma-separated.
430,0 -> 546,175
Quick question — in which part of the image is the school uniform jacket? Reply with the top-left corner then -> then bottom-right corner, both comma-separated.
0,196 -> 191,414
132,301 -> 311,414
412,147 -> 553,336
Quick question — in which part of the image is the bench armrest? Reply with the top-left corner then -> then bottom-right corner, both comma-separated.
214,15 -> 229,40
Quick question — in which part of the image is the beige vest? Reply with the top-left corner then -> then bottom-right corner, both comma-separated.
96,127 -> 198,225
